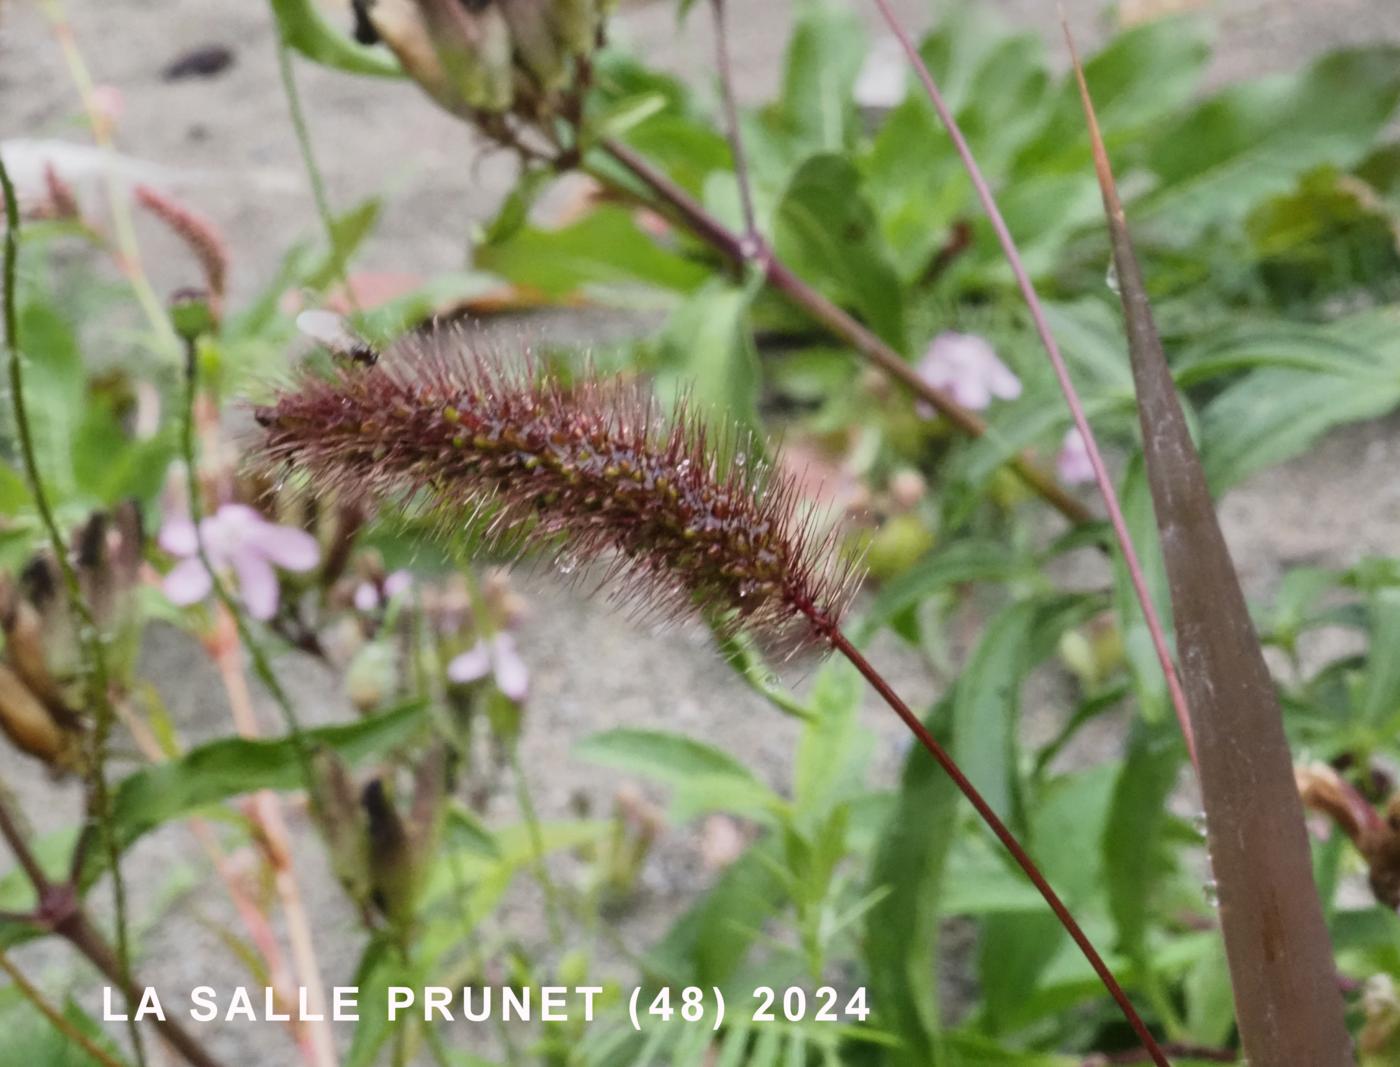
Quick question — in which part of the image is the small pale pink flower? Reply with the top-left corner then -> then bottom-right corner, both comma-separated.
916,331 -> 1022,416
1056,427 -> 1096,486
160,504 -> 320,620
90,85 -> 125,136
447,632 -> 529,703
353,570 -> 413,613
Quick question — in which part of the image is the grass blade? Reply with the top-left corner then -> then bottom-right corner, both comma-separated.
1064,21 -> 1351,1064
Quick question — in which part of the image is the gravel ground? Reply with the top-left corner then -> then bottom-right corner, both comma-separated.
3,0 -> 1400,1063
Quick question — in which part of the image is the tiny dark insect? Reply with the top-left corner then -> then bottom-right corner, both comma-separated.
161,44 -> 236,82
351,0 -> 380,45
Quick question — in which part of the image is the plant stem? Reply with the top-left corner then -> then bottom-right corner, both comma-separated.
509,747 -> 565,944
60,909 -> 230,1067
37,0 -> 178,359
175,335 -> 335,1066
708,0 -> 759,252
867,0 -> 1197,770
820,626 -> 1170,1067
592,137 -> 1095,528
0,788 -> 230,1067
176,338 -> 314,781
1,144 -> 147,1067
210,616 -> 339,1067
0,946 -> 130,1067
276,35 -> 358,312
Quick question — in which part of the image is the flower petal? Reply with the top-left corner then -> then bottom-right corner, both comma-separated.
158,518 -> 199,558
244,520 -> 320,572
491,633 -> 529,703
353,582 -> 380,613
383,570 -> 413,600
163,556 -> 213,606
1056,428 -> 1096,486
447,642 -> 491,685
916,331 -> 1020,413
231,550 -> 280,620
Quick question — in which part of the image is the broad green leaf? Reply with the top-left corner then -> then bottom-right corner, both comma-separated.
345,939 -> 408,1067
15,301 -> 83,498
1201,363 -> 1400,490
1103,722 -> 1182,965
107,701 -> 429,858
0,998 -> 123,1067
854,539 -> 1018,645
653,281 -> 761,433
1011,15 -> 1211,179
474,206 -> 708,300
977,911 -> 1063,1032
864,699 -> 958,1067
1111,459 -> 1172,727
773,154 -> 906,350
574,728 -> 783,822
1361,588 -> 1400,729
269,0 -> 402,77
0,703 -> 430,948
1140,47 -> 1400,235
862,9 -> 1051,280
1169,312 -> 1400,489
761,0 -> 866,160
951,594 -> 1094,825
303,198 -> 383,291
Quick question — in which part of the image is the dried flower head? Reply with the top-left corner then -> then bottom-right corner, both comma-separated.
254,330 -> 860,654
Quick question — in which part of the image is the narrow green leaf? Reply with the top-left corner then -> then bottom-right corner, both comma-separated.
269,0 -> 402,77
1140,46 -> 1400,235
574,728 -> 782,822
653,281 -> 762,433
475,206 -> 708,299
864,699 -> 958,1066
773,154 -> 906,350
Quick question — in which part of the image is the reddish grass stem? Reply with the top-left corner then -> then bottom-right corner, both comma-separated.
821,627 -> 1170,1067
867,0 -> 1197,771
595,137 -> 1096,527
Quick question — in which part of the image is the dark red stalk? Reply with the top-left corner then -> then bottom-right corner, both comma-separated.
258,338 -> 1166,1058
0,790 -> 229,1067
594,138 -> 1097,528
1064,22 -> 1351,1066
865,0 -> 1197,771
822,628 -> 1168,1066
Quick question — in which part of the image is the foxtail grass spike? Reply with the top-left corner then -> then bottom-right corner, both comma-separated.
254,329 -> 861,654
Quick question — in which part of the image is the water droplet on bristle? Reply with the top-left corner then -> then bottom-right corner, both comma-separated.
1105,260 -> 1120,294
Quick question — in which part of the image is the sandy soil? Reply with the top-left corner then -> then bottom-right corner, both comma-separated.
3,0 -> 1400,1063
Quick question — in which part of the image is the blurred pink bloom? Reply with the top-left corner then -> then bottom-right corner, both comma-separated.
447,632 -> 529,703
354,570 -> 412,613
1056,427 -> 1096,486
160,504 -> 320,620
916,331 -> 1022,415
90,85 -> 124,134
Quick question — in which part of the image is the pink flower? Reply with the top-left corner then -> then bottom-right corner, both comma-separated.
916,332 -> 1022,415
447,632 -> 529,703
90,85 -> 125,133
353,570 -> 412,613
1056,427 -> 1096,486
160,504 -> 320,620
